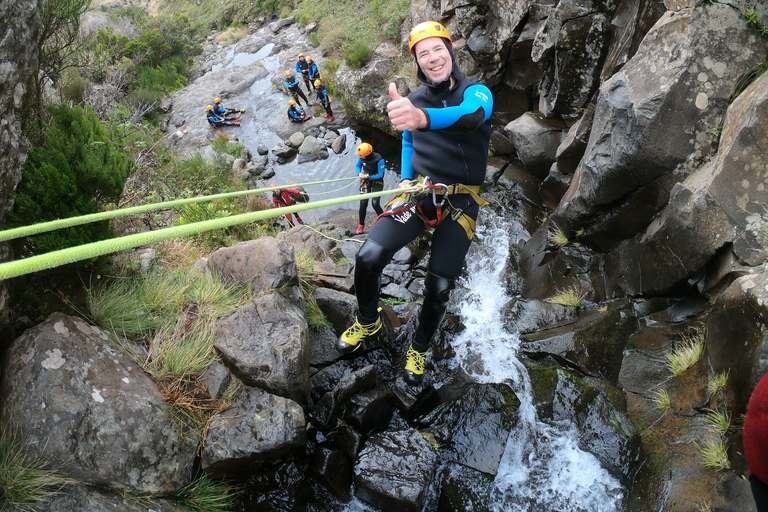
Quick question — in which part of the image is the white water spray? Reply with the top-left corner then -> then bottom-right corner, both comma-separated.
450,213 -> 625,512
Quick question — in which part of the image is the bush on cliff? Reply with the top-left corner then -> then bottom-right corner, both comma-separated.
9,104 -> 133,255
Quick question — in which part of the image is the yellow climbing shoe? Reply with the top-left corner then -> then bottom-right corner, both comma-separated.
403,345 -> 428,386
336,310 -> 382,354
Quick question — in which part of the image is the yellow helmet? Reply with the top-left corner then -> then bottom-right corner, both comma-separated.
298,53 -> 305,58
357,143 -> 373,158
408,21 -> 452,55
206,105 -> 213,111
214,97 -> 221,103
314,79 -> 322,87
288,99 -> 295,105
306,56 -> 313,62
285,70 -> 292,76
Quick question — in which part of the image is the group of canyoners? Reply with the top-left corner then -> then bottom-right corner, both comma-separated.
205,53 -> 334,127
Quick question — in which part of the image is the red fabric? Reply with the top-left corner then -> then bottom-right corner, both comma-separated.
745,373 -> 768,483
271,189 -> 302,225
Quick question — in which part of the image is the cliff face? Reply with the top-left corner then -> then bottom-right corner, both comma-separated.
0,0 -> 43,328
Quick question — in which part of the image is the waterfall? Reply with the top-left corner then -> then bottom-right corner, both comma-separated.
450,213 -> 625,512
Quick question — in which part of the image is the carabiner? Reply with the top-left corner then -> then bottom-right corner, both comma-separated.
432,182 -> 449,208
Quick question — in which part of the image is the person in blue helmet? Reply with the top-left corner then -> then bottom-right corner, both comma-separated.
354,142 -> 386,235
335,21 -> 493,387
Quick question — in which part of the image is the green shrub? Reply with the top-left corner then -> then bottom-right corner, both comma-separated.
344,41 -> 373,69
10,104 -> 133,254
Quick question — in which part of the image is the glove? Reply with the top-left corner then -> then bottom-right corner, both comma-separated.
359,173 -> 369,180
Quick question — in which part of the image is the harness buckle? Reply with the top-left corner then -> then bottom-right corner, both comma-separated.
451,206 -> 463,221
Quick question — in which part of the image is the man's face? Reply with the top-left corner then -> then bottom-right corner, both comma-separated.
414,36 -> 452,84
299,56 -> 305,61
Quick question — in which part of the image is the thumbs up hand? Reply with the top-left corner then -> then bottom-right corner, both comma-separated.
386,83 -> 427,132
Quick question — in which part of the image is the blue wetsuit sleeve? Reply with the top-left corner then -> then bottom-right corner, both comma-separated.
400,130 -> 415,181
422,84 -> 493,134
295,63 -> 301,73
356,158 -> 363,174
369,160 -> 385,181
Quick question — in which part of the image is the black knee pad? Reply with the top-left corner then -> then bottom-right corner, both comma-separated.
424,271 -> 455,304
356,239 -> 395,275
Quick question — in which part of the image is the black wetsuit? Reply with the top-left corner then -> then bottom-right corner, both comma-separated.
354,47 -> 493,352
357,151 -> 386,225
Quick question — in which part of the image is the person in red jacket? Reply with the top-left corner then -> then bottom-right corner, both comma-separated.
745,372 -> 768,511
270,184 -> 304,227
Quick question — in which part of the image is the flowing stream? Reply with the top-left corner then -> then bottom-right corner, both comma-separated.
449,212 -> 625,511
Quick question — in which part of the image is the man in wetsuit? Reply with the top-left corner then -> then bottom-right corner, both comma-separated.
314,79 -> 334,122
354,142 -> 386,235
306,56 -> 321,92
295,53 -> 312,94
336,21 -> 493,386
285,70 -> 311,109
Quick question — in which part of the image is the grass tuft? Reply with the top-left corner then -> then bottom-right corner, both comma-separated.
651,389 -> 671,412
694,436 -> 730,470
0,420 -> 72,511
295,249 -> 331,329
548,226 -> 569,247
544,286 -> 588,307
665,327 -> 706,376
707,370 -> 729,396
704,408 -> 732,437
168,473 -> 238,511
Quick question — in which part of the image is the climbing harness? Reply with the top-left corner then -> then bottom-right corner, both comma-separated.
376,175 -> 488,240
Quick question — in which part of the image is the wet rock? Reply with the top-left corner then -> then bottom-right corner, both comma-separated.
354,429 -> 439,512
413,382 -> 520,475
502,297 -> 582,335
539,163 -> 572,211
309,323 -> 340,367
519,299 -> 638,382
309,446 -> 353,501
705,271 -> 768,413
232,157 -> 246,170
331,134 -> 346,154
272,142 -> 297,159
202,386 -> 305,478
208,236 -> 298,293
325,424 -> 365,460
257,143 -> 269,155
0,313 -> 196,493
436,463 -> 493,512
312,287 -> 357,336
505,112 -> 569,179
215,290 -> 310,406
527,361 -> 641,484
239,459 -> 312,510
297,135 -> 329,163
289,131 -> 305,147
312,259 -> 354,293
343,387 -> 396,433
310,365 -> 377,430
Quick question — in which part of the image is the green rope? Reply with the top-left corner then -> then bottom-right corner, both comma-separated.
0,176 -> 359,243
0,185 -> 418,280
